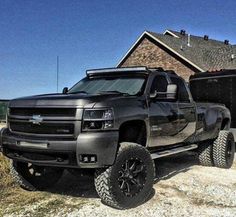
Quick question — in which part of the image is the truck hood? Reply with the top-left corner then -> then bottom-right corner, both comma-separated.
9,93 -> 130,108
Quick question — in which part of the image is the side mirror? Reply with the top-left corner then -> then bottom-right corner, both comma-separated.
149,91 -> 157,99
62,87 -> 68,94
166,84 -> 177,99
149,84 -> 177,100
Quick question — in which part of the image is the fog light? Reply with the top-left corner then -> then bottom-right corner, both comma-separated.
80,154 -> 97,163
104,120 -> 113,129
90,156 -> 96,162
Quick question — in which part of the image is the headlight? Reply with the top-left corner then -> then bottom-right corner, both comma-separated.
82,108 -> 114,131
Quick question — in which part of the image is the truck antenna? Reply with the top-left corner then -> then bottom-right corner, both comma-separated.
57,56 -> 59,93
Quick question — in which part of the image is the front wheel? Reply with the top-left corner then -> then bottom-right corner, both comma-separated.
10,161 -> 64,191
94,142 -> 155,209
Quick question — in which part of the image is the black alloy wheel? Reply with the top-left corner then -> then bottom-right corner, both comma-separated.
94,142 -> 155,209
118,158 -> 147,197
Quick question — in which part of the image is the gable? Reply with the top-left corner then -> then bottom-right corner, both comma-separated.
117,30 -> 236,73
118,31 -> 204,72
119,37 -> 195,80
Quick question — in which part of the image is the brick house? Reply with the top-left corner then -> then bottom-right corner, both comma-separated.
117,29 -> 236,80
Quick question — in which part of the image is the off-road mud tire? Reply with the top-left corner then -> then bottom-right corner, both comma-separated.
94,142 -> 155,209
213,130 -> 235,168
10,160 -> 64,191
198,141 -> 214,166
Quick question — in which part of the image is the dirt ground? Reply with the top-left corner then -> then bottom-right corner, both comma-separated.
1,151 -> 236,217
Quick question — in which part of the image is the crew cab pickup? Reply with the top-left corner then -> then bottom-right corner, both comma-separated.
0,67 -> 234,209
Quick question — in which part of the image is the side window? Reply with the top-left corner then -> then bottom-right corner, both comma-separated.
150,75 -> 168,93
170,77 -> 190,102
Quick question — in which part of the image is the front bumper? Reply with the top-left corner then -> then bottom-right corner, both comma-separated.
1,129 -> 119,168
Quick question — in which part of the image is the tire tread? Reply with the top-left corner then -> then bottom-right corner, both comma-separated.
198,142 -> 214,166
213,130 -> 235,168
10,160 -> 36,191
94,142 -> 155,209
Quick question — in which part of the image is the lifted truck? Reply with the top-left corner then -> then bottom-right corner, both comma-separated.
0,67 -> 235,209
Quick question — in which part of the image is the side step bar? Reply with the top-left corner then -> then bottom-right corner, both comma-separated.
151,144 -> 198,159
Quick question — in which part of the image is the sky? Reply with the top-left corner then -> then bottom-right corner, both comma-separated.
0,0 -> 236,99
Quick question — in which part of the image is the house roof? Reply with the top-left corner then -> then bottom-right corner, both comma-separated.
117,30 -> 236,72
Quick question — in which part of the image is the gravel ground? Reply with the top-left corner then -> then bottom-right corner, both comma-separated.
1,121 -> 236,217
63,153 -> 236,217
6,152 -> 235,217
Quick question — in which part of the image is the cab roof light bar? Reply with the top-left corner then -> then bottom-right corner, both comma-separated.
86,67 -> 148,76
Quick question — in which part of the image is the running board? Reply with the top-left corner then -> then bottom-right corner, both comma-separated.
151,144 -> 198,159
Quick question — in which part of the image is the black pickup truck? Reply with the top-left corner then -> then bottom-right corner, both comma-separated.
0,67 -> 234,209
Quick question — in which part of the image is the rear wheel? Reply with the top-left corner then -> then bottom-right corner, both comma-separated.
94,142 -> 155,209
213,130 -> 235,168
197,141 -> 214,166
10,160 -> 64,191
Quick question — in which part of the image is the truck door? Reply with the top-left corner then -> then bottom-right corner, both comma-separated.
148,74 -> 179,147
170,76 -> 196,143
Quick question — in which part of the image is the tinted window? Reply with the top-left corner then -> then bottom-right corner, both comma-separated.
150,75 -> 168,93
170,77 -> 190,102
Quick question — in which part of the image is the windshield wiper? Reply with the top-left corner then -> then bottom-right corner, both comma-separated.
98,91 -> 130,96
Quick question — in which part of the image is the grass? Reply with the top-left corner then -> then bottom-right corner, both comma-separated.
0,154 -> 88,216
0,153 -> 14,192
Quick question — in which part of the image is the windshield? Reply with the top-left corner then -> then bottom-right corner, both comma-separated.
68,76 -> 146,95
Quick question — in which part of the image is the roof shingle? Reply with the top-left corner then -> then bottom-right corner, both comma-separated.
146,30 -> 236,71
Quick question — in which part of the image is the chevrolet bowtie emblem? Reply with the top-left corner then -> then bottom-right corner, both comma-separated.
29,115 -> 43,125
